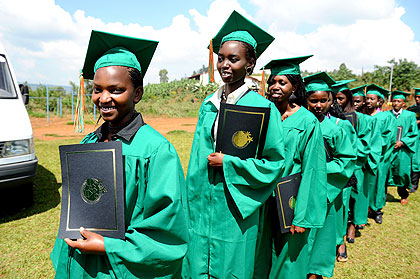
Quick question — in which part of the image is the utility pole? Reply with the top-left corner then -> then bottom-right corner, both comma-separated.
388,65 -> 393,104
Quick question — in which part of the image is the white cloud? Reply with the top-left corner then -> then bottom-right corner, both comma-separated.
254,0 -> 420,75
0,0 -> 419,88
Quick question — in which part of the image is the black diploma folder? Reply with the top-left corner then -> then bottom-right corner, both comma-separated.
215,103 -> 270,160
274,172 -> 302,233
58,141 -> 125,239
396,126 -> 403,142
344,112 -> 358,131
408,106 -> 420,120
324,138 -> 333,162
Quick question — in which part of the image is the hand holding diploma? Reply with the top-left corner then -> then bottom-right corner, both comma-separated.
65,227 -> 105,255
208,152 -> 225,167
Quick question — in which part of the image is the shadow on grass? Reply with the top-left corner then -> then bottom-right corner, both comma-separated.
386,193 -> 401,203
0,164 -> 61,223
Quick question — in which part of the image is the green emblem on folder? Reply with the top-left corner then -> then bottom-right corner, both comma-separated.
288,196 -> 296,210
232,131 -> 253,149
81,178 -> 107,204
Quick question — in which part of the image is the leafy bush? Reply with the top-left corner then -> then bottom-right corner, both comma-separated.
26,79 -> 218,118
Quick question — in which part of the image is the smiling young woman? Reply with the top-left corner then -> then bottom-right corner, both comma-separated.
260,57 -> 328,279
304,72 -> 357,279
181,11 -> 286,279
50,31 -> 188,279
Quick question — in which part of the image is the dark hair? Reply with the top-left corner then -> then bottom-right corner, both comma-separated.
128,67 -> 143,88
220,40 -> 257,74
337,89 -> 354,113
267,74 -> 307,107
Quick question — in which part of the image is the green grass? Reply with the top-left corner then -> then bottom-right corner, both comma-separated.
0,133 -> 419,278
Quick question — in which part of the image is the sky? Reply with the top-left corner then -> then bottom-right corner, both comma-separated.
0,0 -> 419,86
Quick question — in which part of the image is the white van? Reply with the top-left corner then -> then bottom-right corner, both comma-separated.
0,43 -> 37,202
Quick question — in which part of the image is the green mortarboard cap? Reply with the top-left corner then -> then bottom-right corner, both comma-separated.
82,30 -> 159,80
211,10 -> 274,58
413,88 -> 420,96
350,85 -> 367,97
391,90 -> 410,101
332,79 -> 357,93
366,84 -> 389,100
260,55 -> 313,76
303,71 -> 336,92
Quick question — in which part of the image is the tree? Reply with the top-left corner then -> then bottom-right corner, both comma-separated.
388,58 -> 420,91
370,59 -> 420,91
69,80 -> 78,94
159,69 -> 169,83
329,63 -> 356,81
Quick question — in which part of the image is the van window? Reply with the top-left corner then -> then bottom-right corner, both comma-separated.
0,54 -> 17,99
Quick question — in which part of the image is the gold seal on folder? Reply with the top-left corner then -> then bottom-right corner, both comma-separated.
232,131 -> 253,149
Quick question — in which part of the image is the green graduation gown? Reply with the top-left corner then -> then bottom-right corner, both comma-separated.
268,107 -> 327,279
350,113 -> 374,225
51,119 -> 189,279
308,117 -> 356,278
408,104 -> 420,173
328,116 -> 357,244
182,89 -> 285,279
388,110 -> 419,188
369,111 -> 396,211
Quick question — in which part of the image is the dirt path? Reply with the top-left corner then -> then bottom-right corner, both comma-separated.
30,115 -> 198,141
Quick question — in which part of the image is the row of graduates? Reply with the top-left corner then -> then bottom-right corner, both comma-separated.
314,80 -> 420,266
49,9 -> 420,279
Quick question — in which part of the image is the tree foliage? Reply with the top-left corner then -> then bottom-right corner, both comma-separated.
329,63 -> 357,81
159,69 -> 169,83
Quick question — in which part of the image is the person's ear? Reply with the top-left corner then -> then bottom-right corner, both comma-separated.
291,84 -> 298,94
133,86 -> 143,104
246,58 -> 256,72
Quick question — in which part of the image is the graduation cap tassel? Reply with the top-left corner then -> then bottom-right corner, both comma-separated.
208,39 -> 215,84
74,71 -> 86,133
259,68 -> 266,97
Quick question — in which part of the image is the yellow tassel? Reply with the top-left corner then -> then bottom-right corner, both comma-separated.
260,68 -> 266,97
208,39 -> 215,84
74,71 -> 85,133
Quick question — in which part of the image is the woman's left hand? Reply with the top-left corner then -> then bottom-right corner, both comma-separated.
290,225 -> 306,235
64,227 -> 105,255
394,141 -> 403,149
207,152 -> 225,167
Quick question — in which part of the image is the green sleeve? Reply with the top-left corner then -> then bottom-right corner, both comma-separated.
325,125 -> 357,202
222,103 -> 285,219
292,120 -> 327,228
104,141 -> 188,278
382,113 -> 397,163
355,113 -> 371,168
401,112 -> 419,153
366,117 -> 382,172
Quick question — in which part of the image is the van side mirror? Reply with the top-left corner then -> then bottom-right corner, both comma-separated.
19,84 -> 29,105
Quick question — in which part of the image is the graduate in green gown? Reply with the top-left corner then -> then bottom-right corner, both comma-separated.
304,72 -> 357,278
408,88 -> 420,193
322,81 -> 359,263
181,11 -> 286,279
364,84 -> 396,224
352,86 -> 367,114
50,31 -> 188,278
387,90 -> 419,204
333,82 -> 371,261
352,86 -> 382,228
261,56 -> 327,279
349,86 -> 377,229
